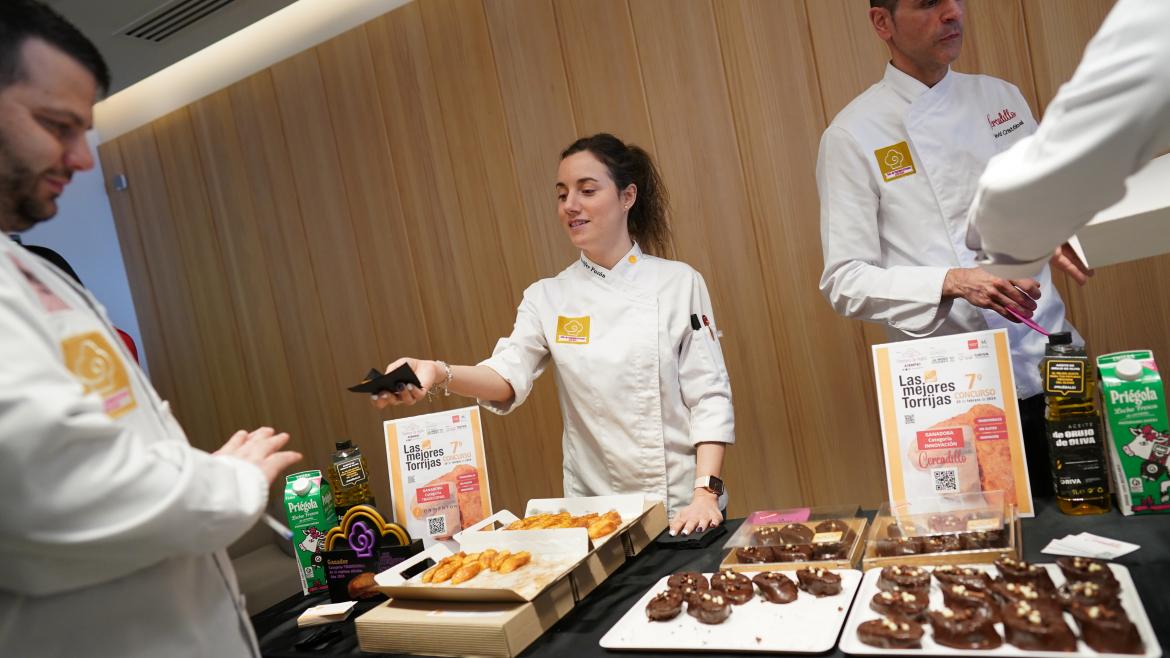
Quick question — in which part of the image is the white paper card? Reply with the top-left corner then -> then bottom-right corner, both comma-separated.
297,600 -> 357,627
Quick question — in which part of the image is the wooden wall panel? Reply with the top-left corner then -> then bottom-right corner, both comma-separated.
186,90 -> 306,455
715,0 -> 887,507
102,0 -> 1157,519
267,49 -> 400,505
804,0 -> 887,124
115,126 -> 222,449
226,71 -> 347,473
955,1 -> 1039,116
97,142 -> 178,407
553,0 -> 656,159
629,0 -> 803,511
484,0 -> 578,279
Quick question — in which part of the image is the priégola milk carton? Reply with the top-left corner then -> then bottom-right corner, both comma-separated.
284,470 -> 338,594
1098,351 -> 1170,515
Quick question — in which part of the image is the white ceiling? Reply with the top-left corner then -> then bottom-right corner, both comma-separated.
46,0 -> 297,93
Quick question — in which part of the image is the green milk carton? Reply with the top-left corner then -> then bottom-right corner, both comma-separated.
284,470 -> 338,594
1098,350 -> 1170,515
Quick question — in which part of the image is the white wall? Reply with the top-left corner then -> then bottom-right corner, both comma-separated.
22,131 -> 149,374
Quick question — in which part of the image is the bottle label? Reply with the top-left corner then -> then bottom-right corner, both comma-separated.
1044,357 -> 1087,396
1047,418 -> 1108,499
334,456 -> 369,488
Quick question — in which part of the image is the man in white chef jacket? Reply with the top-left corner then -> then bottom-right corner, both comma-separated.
0,2 -> 301,656
967,0 -> 1170,277
817,0 -> 1080,495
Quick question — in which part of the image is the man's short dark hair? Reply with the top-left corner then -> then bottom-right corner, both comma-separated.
0,0 -> 110,95
870,0 -> 898,15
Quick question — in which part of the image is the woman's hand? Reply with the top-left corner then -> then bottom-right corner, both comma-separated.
669,489 -> 722,536
371,358 -> 444,409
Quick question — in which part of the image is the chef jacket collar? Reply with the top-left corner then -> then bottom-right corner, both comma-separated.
883,61 -> 953,104
579,242 -> 644,282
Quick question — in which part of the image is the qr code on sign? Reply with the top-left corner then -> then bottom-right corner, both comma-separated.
932,467 -> 959,493
426,515 -> 446,537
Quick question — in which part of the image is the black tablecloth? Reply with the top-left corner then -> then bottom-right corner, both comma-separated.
252,498 -> 1169,657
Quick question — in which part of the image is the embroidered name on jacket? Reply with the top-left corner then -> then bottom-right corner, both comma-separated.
987,107 -> 1024,139
555,316 -> 590,345
874,141 -> 917,182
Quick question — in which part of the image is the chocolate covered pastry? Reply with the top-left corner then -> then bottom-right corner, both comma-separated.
1001,600 -> 1077,652
752,571 -> 798,604
771,543 -> 814,562
941,583 -> 1000,621
932,565 -> 992,590
958,529 -> 1004,550
921,533 -> 962,553
927,513 -> 966,533
811,541 -> 850,560
796,568 -> 842,597
1056,556 -> 1119,587
667,572 -> 709,605
877,565 -> 931,592
874,537 -> 922,557
667,572 -> 709,592
1071,604 -> 1144,654
857,616 -> 924,649
645,589 -> 684,621
995,557 -> 1055,591
1057,579 -> 1121,612
779,523 -> 815,544
870,589 -> 928,621
688,591 -> 731,625
813,519 -> 857,543
990,581 -> 1059,615
735,546 -> 774,564
710,569 -> 754,604
928,605 -> 1003,650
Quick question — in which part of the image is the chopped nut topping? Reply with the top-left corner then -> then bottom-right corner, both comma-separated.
1028,611 -> 1042,625
881,618 -> 899,630
900,623 -> 909,631
880,592 -> 894,601
953,585 -> 967,595
1088,606 -> 1101,619
1088,563 -> 1103,572
941,608 -> 955,618
902,593 -> 917,602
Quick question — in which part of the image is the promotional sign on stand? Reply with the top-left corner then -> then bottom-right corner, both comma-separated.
384,406 -> 492,549
872,329 -> 1035,517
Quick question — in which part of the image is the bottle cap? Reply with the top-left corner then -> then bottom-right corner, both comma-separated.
292,477 -> 312,496
1116,359 -> 1144,381
335,440 -> 353,451
1048,332 -> 1073,346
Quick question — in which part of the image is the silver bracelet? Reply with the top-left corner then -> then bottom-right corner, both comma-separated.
434,360 -> 453,396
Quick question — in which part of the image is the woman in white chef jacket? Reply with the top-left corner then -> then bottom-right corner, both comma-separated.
375,133 -> 734,535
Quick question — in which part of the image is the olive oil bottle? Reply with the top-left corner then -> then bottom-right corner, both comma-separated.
1040,332 -> 1110,515
326,440 -> 376,517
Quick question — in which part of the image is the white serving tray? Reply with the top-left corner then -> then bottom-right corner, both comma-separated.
600,569 -> 863,653
839,563 -> 1162,657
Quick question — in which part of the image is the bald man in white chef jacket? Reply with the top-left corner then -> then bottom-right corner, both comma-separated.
817,0 -> 1081,495
0,3 -> 300,656
967,0 -> 1170,277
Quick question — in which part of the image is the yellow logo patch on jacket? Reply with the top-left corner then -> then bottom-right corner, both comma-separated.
555,316 -> 590,345
874,141 -> 917,182
61,331 -> 137,418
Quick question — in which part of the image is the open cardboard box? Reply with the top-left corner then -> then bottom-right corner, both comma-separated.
357,495 -> 667,657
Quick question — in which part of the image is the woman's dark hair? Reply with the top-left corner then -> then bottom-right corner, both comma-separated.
560,133 -> 672,257
0,0 -> 110,94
